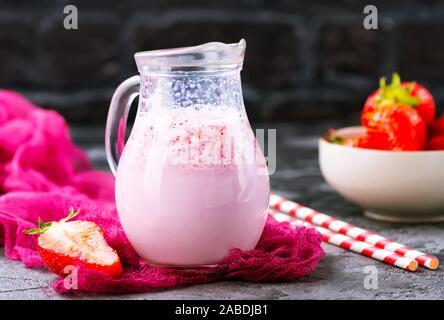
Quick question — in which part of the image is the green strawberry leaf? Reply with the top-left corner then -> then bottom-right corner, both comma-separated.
324,129 -> 345,145
375,73 -> 420,107
330,136 -> 344,145
24,228 -> 42,235
24,207 -> 80,235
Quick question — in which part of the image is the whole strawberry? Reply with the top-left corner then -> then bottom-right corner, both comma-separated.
360,73 -> 430,151
428,116 -> 444,138
360,102 -> 427,151
25,208 -> 123,278
362,73 -> 435,126
426,135 -> 444,150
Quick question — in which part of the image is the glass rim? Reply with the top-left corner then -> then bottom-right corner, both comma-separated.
134,39 -> 246,72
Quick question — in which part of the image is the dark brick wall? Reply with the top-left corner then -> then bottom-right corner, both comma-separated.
1,0 -> 444,124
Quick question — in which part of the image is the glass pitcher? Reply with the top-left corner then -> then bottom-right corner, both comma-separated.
105,40 -> 270,266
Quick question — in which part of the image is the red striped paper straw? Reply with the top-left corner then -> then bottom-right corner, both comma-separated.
270,194 -> 439,270
271,212 -> 418,271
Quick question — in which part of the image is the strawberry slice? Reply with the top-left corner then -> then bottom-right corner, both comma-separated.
25,208 -> 123,278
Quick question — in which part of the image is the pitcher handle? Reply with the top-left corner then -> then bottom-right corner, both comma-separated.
105,75 -> 140,175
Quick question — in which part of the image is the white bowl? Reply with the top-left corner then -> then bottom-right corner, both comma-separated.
319,126 -> 444,222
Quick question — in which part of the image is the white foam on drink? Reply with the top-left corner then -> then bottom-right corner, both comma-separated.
124,106 -> 261,168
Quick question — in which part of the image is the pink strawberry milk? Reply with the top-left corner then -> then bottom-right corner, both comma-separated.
105,40 -> 270,266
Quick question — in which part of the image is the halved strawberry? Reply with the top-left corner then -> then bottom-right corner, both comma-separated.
25,208 -> 123,278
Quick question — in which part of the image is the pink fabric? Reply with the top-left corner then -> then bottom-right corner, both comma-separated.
0,90 -> 324,294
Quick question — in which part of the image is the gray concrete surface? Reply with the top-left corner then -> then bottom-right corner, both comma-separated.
1,122 -> 443,299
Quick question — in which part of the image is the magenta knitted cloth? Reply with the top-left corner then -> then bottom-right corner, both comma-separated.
0,90 -> 324,294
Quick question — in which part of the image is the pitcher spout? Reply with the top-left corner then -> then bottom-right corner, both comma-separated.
134,39 -> 246,74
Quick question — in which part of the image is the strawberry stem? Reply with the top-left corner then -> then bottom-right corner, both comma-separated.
24,207 -> 80,235
62,207 -> 80,223
375,72 -> 420,107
